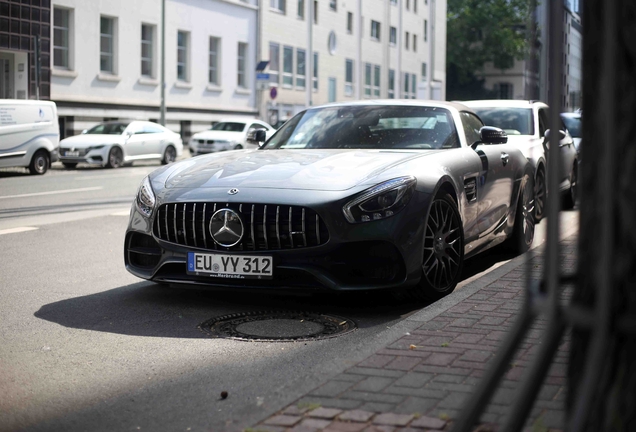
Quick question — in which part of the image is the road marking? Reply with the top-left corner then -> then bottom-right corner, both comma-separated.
111,210 -> 131,216
0,186 -> 103,200
0,227 -> 38,235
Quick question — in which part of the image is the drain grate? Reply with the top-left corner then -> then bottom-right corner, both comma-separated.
198,311 -> 357,342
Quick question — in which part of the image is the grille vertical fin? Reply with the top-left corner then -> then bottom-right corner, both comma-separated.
263,205 -> 269,250
202,203 -> 208,249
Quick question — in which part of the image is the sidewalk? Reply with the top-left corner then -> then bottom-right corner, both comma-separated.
250,234 -> 577,432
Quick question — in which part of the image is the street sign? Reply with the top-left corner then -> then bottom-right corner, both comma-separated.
256,73 -> 270,81
270,87 -> 277,100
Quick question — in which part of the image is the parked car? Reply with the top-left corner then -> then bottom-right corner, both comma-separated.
189,119 -> 275,155
58,121 -> 183,169
0,99 -> 59,175
124,100 -> 535,301
463,100 -> 578,218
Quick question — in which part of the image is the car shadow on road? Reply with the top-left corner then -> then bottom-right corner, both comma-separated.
34,280 -> 429,339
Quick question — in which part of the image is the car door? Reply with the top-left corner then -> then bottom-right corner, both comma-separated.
140,122 -> 166,157
122,122 -> 147,158
460,112 -> 515,239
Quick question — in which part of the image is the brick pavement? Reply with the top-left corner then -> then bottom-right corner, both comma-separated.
250,235 -> 577,432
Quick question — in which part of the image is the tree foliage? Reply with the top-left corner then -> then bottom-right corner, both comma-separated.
447,0 -> 533,91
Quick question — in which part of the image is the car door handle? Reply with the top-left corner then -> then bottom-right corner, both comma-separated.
500,152 -> 509,165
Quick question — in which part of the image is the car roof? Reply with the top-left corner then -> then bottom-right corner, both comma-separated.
305,99 -> 478,115
461,99 -> 548,109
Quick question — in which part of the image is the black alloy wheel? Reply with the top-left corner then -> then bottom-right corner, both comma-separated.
506,176 -> 535,254
62,162 -> 78,169
162,145 -> 176,165
419,194 -> 464,300
534,167 -> 546,221
234,144 -> 244,150
29,150 -> 49,175
106,147 -> 123,168
563,163 -> 578,209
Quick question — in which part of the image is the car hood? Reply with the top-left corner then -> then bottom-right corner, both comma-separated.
162,149 -> 437,191
191,130 -> 244,141
60,134 -> 123,148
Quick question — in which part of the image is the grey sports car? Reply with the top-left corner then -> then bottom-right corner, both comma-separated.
124,101 -> 535,300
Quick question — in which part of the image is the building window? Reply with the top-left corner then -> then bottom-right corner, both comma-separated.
329,0 -> 337,11
283,46 -> 293,87
495,82 -> 513,99
413,34 -> 417,52
270,0 -> 286,13
406,0 -> 410,10
313,1 -> 318,24
297,0 -> 304,19
269,42 -> 280,84
390,0 -> 397,4
237,42 -> 247,88
421,62 -> 427,81
209,37 -> 220,85
141,24 -> 155,78
345,59 -> 354,96
424,19 -> 428,42
373,65 -> 380,97
313,52 -> 318,90
371,20 -> 381,41
100,16 -> 116,74
404,72 -> 409,98
53,7 -> 71,69
389,27 -> 397,45
411,73 -> 416,98
388,69 -> 395,98
296,48 -> 306,89
364,63 -> 372,97
405,31 -> 410,50
177,30 -> 189,81
414,0 -> 418,13
347,12 -> 353,33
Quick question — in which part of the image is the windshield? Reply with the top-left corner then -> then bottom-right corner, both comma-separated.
472,107 -> 534,136
211,122 -> 246,132
263,105 -> 459,150
561,114 -> 581,138
85,123 -> 128,135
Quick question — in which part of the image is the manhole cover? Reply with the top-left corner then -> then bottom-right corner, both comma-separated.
198,311 -> 357,342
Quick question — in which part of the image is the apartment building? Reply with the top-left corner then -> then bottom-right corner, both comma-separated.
49,0 -> 259,139
259,0 -> 447,126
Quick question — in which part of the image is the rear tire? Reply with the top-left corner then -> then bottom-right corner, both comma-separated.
396,193 -> 464,302
234,144 -> 244,150
505,175 -> 535,255
62,162 -> 78,169
162,145 -> 176,165
534,166 -> 546,222
106,147 -> 123,168
29,150 -> 49,175
562,163 -> 578,210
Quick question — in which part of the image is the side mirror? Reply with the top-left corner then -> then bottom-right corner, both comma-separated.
544,129 -> 567,141
471,126 -> 508,149
124,131 -> 133,139
247,129 -> 267,145
81,129 -> 88,134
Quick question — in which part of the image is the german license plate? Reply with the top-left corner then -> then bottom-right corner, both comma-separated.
66,151 -> 79,156
187,252 -> 273,279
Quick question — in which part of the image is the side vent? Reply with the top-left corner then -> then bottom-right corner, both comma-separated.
464,178 -> 477,202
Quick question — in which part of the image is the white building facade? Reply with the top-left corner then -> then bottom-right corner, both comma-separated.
259,0 -> 447,126
50,0 -> 259,139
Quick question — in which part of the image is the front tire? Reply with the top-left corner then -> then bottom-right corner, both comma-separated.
397,194 -> 464,302
29,150 -> 49,175
505,175 -> 535,255
162,145 -> 176,165
234,144 -> 244,150
106,147 -> 123,168
562,163 -> 578,210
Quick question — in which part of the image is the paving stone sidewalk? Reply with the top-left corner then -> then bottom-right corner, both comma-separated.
251,235 -> 577,432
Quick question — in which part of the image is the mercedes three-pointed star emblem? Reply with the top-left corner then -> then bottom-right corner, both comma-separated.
209,208 -> 244,247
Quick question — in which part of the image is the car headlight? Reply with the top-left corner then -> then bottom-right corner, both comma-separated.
343,176 -> 416,223
136,177 -> 156,218
86,145 -> 105,152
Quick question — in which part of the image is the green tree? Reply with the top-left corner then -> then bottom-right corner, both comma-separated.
447,0 -> 533,100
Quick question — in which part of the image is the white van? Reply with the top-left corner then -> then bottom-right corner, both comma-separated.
0,99 -> 60,175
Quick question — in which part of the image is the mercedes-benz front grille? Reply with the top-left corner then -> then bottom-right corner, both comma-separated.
153,202 -> 330,251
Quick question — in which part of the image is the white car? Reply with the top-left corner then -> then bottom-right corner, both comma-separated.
462,100 -> 578,219
189,119 -> 275,156
58,121 -> 183,169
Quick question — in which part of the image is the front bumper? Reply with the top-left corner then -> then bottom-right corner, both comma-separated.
59,147 -> 109,165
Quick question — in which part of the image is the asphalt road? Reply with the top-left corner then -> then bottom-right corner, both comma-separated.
0,161 -> 579,432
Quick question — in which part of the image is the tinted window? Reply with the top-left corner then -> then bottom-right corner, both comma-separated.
212,122 -> 246,132
85,122 -> 128,135
264,105 -> 459,150
472,108 -> 534,136
561,114 -> 581,138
